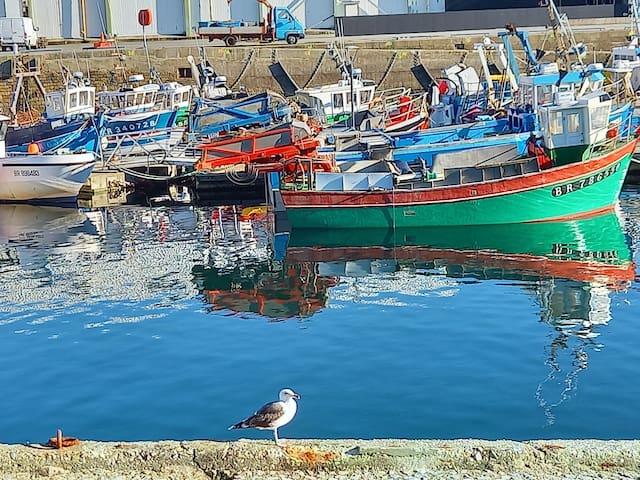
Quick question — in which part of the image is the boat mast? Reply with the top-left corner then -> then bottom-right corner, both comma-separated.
545,0 -> 585,71
629,0 -> 640,42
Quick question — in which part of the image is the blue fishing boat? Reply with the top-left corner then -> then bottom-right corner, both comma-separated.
97,75 -> 189,158
187,92 -> 292,140
6,72 -> 101,155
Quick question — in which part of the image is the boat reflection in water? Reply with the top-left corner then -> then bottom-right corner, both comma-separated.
0,204 -> 98,269
191,205 -> 338,320
286,211 -> 635,425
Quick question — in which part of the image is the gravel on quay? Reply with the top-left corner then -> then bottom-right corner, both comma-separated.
0,438 -> 639,479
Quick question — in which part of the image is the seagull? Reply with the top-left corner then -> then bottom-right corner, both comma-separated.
229,388 -> 301,445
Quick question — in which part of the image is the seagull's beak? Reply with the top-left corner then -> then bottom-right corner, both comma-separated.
293,392 -> 301,399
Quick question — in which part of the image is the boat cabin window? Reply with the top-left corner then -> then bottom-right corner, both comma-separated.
79,90 -> 89,106
360,90 -> 372,104
590,105 -> 609,130
549,111 -> 564,135
536,84 -> 554,106
566,112 -> 581,133
516,84 -> 534,109
333,93 -> 343,109
69,92 -> 78,108
45,93 -> 64,115
614,54 -> 636,62
124,93 -> 134,108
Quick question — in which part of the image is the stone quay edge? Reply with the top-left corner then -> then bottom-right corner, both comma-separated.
0,438 -> 639,479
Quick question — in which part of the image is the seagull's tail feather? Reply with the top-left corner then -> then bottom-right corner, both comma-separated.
228,420 -> 248,430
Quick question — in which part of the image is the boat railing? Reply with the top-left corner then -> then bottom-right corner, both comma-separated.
602,77 -> 635,104
97,89 -> 161,115
580,134 -> 631,164
297,105 -> 327,125
377,87 -> 410,102
99,125 -> 187,167
372,92 -> 428,126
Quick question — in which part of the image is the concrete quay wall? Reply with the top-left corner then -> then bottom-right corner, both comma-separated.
0,439 -> 639,479
0,27 -> 631,115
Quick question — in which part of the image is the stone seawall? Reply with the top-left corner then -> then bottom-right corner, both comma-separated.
0,439 -> 639,479
0,27 -> 631,116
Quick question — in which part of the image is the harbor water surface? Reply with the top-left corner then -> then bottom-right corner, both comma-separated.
1,188 -> 639,445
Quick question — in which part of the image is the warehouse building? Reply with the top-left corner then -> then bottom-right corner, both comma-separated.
0,0 -> 627,40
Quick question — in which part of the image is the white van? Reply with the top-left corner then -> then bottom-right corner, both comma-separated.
0,17 -> 39,51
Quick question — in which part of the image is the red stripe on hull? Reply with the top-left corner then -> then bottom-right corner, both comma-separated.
285,247 -> 635,287
282,140 -> 637,208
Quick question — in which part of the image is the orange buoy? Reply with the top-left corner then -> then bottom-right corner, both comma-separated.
27,143 -> 40,154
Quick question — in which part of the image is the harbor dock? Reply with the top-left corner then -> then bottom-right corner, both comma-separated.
0,20 -> 634,114
1,438 -> 638,479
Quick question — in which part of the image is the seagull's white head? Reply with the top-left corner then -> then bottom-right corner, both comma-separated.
279,388 -> 301,402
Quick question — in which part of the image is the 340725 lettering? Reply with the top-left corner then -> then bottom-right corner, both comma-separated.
105,120 -> 158,135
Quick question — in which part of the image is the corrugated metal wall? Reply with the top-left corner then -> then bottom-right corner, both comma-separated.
1,0 -> 23,17
31,0 -> 63,39
86,0 -> 108,37
193,0 -> 232,24
229,0 -> 259,23
156,0 -> 186,34
306,0 -> 332,28
61,0 -> 81,39
108,0 -> 157,36
378,0 -> 408,14
28,0 -> 621,38
359,0 -> 380,16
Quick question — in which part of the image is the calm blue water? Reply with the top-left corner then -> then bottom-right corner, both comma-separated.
1,189 -> 640,445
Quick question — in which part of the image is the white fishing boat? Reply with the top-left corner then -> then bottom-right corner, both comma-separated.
294,65 -> 377,126
606,0 -> 640,93
0,115 -> 96,204
293,45 -> 428,132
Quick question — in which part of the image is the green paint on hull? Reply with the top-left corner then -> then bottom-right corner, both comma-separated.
550,144 -> 589,166
288,211 -> 632,265
285,153 -> 632,229
326,113 -> 351,125
175,106 -> 189,127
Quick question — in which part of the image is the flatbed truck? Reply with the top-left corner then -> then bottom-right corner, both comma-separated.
197,3 -> 304,47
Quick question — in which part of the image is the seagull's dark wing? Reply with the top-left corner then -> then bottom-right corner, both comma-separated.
243,400 -> 285,428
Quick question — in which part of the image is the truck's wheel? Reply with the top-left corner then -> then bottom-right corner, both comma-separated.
224,35 -> 238,47
286,34 -> 298,45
